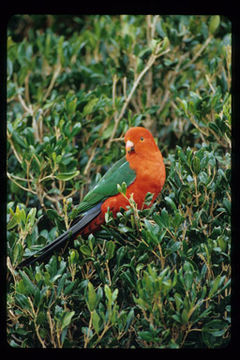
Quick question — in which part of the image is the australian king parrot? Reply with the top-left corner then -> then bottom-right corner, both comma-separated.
17,127 -> 166,268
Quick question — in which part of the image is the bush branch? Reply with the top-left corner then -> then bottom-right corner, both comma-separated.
107,45 -> 170,148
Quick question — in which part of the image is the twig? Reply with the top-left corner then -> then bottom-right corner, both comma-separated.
108,137 -> 124,143
187,114 -> 209,143
7,172 -> 37,194
43,63 -> 62,102
145,16 -> 154,128
17,93 -> 31,114
28,297 -> 46,348
112,74 -> 118,108
31,110 -> 40,142
94,322 -> 112,347
47,309 -> 57,348
107,46 -> 170,148
24,71 -> 31,104
122,76 -> 127,101
84,146 -> 97,176
151,15 -> 159,38
182,36 -> 212,71
146,15 -> 152,44
157,89 -> 170,115
156,52 -> 189,116
205,74 -> 215,93
7,172 -> 31,183
106,260 -> 112,286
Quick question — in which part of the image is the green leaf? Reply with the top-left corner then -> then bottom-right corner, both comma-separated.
184,272 -> 193,291
209,15 -> 220,35
64,282 -> 75,295
13,243 -> 23,264
104,284 -> 112,304
7,58 -> 13,77
112,288 -> 118,302
7,214 -> 18,230
66,98 -> 77,115
157,208 -> 169,228
80,245 -> 92,257
71,123 -> 82,136
193,156 -> 201,175
26,208 -> 37,228
57,273 -> 67,296
156,20 -> 166,38
19,270 -> 37,296
202,319 -> 228,348
82,97 -> 98,116
101,122 -> 115,140
223,198 -> 231,214
15,205 -> 26,226
68,249 -> 79,265
81,326 -> 93,339
209,121 -> 220,135
181,309 -> 189,324
209,275 -> 222,298
177,97 -> 188,115
61,311 -> 75,330
57,35 -> 65,64
120,271 -> 136,289
106,241 -> 116,261
117,181 -> 127,195
125,308 -> 135,331
139,47 -> 152,60
174,293 -> 183,313
160,36 -> 170,52
55,170 -> 79,181
12,130 -> 27,149
92,310 -> 100,334
47,209 -> 63,227
165,196 -> 177,212
86,281 -> 97,312
138,331 -> 153,342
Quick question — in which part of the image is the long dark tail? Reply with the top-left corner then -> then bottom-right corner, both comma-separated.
17,202 -> 102,269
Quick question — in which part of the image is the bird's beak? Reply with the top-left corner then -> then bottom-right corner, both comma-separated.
126,140 -> 135,154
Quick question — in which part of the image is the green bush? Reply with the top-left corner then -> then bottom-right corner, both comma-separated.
7,15 -> 231,348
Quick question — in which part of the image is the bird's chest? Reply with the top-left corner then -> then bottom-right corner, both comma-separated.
126,161 -> 164,205
138,161 -> 163,189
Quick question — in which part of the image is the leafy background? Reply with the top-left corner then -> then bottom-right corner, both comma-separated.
7,15 -> 231,348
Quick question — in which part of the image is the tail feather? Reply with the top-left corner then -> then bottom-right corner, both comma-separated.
17,202 -> 102,269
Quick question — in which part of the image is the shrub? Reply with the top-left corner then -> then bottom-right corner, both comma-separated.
7,15 -> 231,348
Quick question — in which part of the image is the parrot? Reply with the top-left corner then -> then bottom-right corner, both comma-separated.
17,126 -> 166,269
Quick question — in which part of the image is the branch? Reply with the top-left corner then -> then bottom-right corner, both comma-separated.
181,36 -> 212,71
7,172 -> 37,194
43,63 -> 62,102
107,44 -> 170,148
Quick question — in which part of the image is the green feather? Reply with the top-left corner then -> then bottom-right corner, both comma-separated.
76,156 -> 136,213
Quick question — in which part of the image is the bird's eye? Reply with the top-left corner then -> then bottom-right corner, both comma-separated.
140,137 -> 144,142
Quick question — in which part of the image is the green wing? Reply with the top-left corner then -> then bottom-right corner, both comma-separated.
77,156 -> 136,213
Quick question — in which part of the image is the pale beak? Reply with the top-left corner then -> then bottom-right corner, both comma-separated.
126,140 -> 135,154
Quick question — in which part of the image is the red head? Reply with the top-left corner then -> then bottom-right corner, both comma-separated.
124,127 -> 160,157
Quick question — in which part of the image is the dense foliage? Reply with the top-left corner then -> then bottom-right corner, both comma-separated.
7,15 -> 231,348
